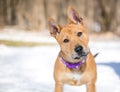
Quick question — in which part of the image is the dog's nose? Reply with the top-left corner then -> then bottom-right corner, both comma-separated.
74,45 -> 83,54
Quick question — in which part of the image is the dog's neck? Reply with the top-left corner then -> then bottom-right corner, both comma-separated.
59,52 -> 87,69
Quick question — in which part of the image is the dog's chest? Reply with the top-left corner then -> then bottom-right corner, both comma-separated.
66,72 -> 82,85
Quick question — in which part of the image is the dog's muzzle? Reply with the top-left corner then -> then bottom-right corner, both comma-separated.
74,45 -> 89,60
74,45 -> 83,55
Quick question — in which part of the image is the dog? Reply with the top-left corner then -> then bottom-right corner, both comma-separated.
48,6 -> 97,92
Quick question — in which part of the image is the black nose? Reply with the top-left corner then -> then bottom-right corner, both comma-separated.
74,45 -> 83,54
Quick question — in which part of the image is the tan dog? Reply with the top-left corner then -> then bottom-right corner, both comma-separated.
48,6 -> 97,92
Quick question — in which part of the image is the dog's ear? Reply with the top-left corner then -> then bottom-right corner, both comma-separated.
48,18 -> 61,37
67,6 -> 83,24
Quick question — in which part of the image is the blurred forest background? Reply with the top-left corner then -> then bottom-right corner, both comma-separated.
0,0 -> 120,34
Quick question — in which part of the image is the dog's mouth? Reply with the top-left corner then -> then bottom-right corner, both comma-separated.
73,54 -> 88,60
74,57 -> 81,59
73,49 -> 89,60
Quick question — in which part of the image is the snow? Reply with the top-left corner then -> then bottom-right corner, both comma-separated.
0,30 -> 120,92
0,29 -> 55,43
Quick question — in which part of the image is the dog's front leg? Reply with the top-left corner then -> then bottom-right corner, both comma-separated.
86,83 -> 96,92
55,82 -> 63,92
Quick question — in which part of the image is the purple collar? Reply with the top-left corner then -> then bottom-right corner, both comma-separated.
60,57 -> 87,69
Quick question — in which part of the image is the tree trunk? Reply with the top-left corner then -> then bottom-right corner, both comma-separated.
98,0 -> 118,31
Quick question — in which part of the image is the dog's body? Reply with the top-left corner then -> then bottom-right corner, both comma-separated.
48,7 -> 97,92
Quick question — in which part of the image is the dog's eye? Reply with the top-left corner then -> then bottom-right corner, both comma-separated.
63,39 -> 69,43
77,32 -> 82,37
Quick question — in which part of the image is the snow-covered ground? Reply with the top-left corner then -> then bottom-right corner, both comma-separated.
0,29 -> 55,43
0,29 -> 120,92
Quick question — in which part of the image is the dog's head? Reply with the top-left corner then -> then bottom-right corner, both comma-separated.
48,6 -> 89,63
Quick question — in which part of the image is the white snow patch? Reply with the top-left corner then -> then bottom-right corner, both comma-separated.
0,29 -> 56,43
